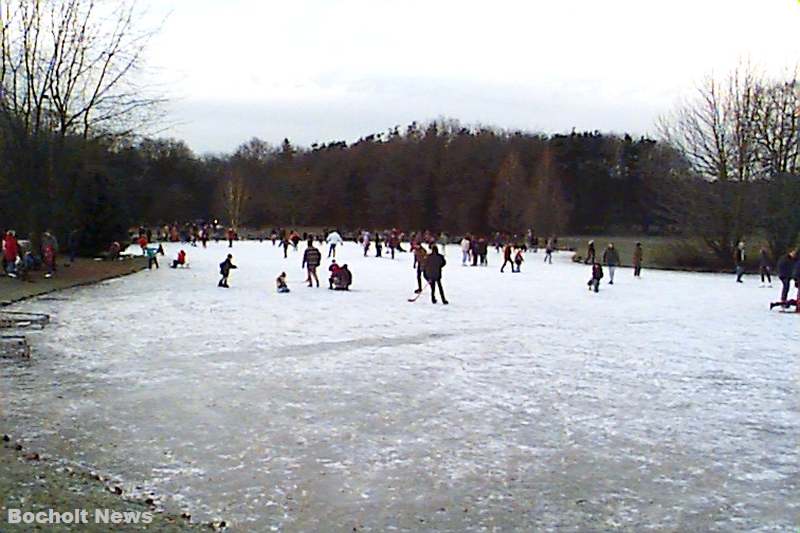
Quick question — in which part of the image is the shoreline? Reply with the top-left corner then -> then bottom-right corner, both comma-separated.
1,256 -> 148,308
1,255 -> 213,531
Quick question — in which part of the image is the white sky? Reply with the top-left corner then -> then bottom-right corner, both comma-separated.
142,0 -> 800,154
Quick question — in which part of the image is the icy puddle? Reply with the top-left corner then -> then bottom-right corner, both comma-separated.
1,241 -> 798,530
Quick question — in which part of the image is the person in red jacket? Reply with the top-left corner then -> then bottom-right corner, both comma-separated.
171,249 -> 187,268
3,230 -> 19,275
137,234 -> 148,255
328,259 -> 342,289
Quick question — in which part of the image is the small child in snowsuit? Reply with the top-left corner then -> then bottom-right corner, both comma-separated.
276,272 -> 290,293
512,249 -> 524,272
587,262 -> 603,292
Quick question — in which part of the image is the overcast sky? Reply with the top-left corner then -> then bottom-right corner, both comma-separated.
142,0 -> 800,154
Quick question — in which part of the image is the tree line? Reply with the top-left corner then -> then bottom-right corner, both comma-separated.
1,0 -> 798,267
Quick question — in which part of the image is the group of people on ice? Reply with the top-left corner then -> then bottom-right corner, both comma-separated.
584,241 -> 642,293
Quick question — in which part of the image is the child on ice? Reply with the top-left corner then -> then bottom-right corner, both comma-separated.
587,262 -> 603,292
512,248 -> 524,272
276,272 -> 290,293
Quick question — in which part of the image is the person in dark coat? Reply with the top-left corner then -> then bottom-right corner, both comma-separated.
734,242 -> 746,283
423,245 -> 448,304
758,247 -> 772,287
771,250 -> 797,309
302,239 -> 322,287
500,243 -> 513,273
587,262 -> 603,293
632,242 -> 643,277
585,240 -> 596,264
218,254 -> 237,287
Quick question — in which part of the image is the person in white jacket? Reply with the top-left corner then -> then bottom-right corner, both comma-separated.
461,236 -> 471,266
326,230 -> 343,258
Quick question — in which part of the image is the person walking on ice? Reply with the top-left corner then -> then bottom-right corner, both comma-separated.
603,243 -> 620,284
326,229 -> 343,258
412,242 -> 428,294
218,254 -> 237,288
500,243 -> 513,272
734,242 -> 746,283
585,240 -> 596,264
758,246 -> 772,287
512,248 -> 524,272
632,242 -> 643,277
302,239 -> 322,287
423,244 -> 448,304
587,262 -> 603,292
544,238 -> 554,264
770,250 -> 797,309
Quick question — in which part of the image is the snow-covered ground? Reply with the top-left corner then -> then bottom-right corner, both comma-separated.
1,240 -> 797,531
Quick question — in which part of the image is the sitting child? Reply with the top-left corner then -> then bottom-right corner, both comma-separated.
328,260 -> 342,289
276,272 -> 290,293
332,264 -> 352,290
171,249 -> 187,268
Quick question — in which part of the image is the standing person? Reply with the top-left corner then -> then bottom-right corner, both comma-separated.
632,242 -> 643,278
438,232 -> 448,256
585,240 -> 596,264
512,248 -> 524,272
68,229 -> 80,264
478,236 -> 488,266
145,246 -> 160,270
500,243 -> 513,273
734,241 -> 746,283
423,244 -> 448,305
544,238 -> 554,264
326,229 -> 343,258
460,235 -> 471,266
3,230 -> 19,275
374,233 -> 383,257
302,239 -> 322,287
587,262 -> 604,293
362,231 -> 371,257
771,250 -> 797,309
41,230 -> 59,277
281,235 -> 290,258
218,254 -> 237,287
227,227 -> 235,248
758,247 -> 772,287
602,243 -> 620,285
413,243 -> 428,294
470,237 -> 479,267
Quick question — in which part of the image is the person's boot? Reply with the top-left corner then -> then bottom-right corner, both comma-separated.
442,298 -> 449,305
414,288 -> 422,294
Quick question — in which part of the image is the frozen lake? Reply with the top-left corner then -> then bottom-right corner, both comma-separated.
1,240 -> 798,531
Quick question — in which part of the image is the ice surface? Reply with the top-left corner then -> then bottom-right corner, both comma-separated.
1,241 -> 798,531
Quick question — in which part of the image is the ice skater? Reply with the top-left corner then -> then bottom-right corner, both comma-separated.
423,245 -> 448,304
544,238 -> 554,264
500,243 -> 513,273
302,239 -> 321,287
585,240 -> 596,264
218,254 -> 237,287
587,262 -> 603,292
758,247 -> 772,287
326,229 -> 343,258
603,243 -> 620,284
413,243 -> 428,294
512,248 -> 524,272
734,242 -> 746,283
771,250 -> 798,309
632,242 -> 643,277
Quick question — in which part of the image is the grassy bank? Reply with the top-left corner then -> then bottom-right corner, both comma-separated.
557,235 -> 774,272
0,256 -> 147,307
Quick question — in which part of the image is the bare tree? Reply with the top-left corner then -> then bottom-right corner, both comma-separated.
658,64 -> 763,263
753,70 -> 800,176
0,0 -> 163,140
222,171 -> 248,231
530,145 -> 570,237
